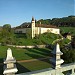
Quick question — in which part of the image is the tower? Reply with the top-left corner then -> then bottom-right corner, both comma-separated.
31,16 -> 35,39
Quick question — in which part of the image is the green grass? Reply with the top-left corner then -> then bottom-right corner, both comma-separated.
0,46 -> 51,75
0,32 -> 63,46
17,59 -> 51,74
13,33 -> 62,45
0,59 -> 51,75
0,46 -> 51,61
59,27 -> 75,35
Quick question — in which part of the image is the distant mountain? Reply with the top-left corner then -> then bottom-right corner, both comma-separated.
20,22 -> 31,26
15,22 -> 31,28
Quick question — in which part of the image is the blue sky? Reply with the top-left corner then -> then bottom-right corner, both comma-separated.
0,0 -> 74,27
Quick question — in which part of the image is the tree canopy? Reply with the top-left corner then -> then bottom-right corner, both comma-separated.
36,15 -> 75,27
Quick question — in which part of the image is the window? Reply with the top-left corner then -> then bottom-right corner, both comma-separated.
19,31 -> 22,33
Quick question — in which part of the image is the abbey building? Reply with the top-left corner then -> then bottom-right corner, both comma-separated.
15,17 -> 60,39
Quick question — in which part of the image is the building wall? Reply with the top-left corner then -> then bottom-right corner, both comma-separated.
35,27 -> 60,35
15,27 -> 60,38
35,27 -> 40,35
15,28 -> 26,33
15,28 -> 30,33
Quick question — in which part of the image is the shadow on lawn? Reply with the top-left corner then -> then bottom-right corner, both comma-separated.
25,52 -> 51,64
0,58 -> 3,75
25,48 -> 51,57
0,59 -> 30,74
0,64 -> 3,75
0,58 -> 3,63
25,48 -> 52,64
16,62 -> 30,74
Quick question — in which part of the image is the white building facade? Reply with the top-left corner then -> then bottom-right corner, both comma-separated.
15,17 -> 60,39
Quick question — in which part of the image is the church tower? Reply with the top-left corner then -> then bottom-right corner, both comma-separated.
31,17 -> 35,39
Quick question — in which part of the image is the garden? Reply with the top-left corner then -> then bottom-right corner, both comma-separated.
0,46 -> 52,74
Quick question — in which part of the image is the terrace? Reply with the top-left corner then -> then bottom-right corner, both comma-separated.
2,43 -> 75,75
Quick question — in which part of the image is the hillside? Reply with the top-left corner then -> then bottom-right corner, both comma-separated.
59,27 -> 75,35
36,15 -> 75,27
13,33 -> 62,45
14,15 -> 75,29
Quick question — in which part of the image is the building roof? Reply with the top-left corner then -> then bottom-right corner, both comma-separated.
35,24 -> 57,28
15,24 -> 58,29
15,22 -> 58,29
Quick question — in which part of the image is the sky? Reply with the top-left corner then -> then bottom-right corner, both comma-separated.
0,0 -> 74,27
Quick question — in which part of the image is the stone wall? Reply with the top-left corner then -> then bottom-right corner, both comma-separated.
7,45 -> 46,48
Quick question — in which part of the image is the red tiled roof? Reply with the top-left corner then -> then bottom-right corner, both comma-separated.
15,24 -> 58,29
35,24 -> 57,28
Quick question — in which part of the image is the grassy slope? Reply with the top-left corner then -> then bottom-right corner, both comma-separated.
59,27 -> 75,35
15,33 -> 62,45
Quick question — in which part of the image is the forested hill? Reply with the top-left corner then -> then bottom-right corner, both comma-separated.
36,15 -> 75,27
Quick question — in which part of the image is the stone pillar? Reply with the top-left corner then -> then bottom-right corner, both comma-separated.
3,48 -> 18,75
50,43 -> 64,69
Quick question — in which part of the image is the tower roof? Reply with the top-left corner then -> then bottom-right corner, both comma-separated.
32,16 -> 35,21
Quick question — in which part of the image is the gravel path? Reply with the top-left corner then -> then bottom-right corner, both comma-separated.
0,57 -> 51,65
17,57 -> 51,63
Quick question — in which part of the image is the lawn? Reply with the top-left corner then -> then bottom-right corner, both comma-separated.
0,46 -> 51,61
17,59 -> 51,74
0,46 -> 52,75
0,59 -> 51,75
59,27 -> 75,35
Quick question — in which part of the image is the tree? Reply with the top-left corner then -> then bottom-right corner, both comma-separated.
0,24 -> 15,45
1,24 -> 11,38
3,24 -> 11,32
61,49 -> 75,63
71,36 -> 75,48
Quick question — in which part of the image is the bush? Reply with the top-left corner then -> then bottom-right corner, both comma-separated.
61,49 -> 75,63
